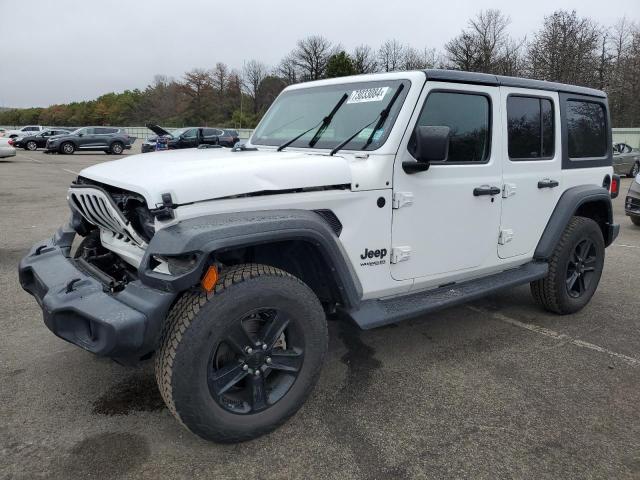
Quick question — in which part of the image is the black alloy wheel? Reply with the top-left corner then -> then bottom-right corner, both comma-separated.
565,238 -> 597,298
208,308 -> 304,415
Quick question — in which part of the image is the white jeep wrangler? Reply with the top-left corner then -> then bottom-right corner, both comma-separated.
20,70 -> 620,442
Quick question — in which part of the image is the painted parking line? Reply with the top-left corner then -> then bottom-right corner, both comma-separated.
467,305 -> 640,367
19,153 -> 79,176
614,243 -> 640,249
20,153 -> 43,163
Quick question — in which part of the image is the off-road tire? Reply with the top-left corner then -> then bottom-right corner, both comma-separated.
155,263 -> 328,443
531,216 -> 605,314
60,142 -> 74,154
631,215 -> 640,226
109,142 -> 124,154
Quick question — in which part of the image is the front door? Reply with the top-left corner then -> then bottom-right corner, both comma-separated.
498,88 -> 562,258
391,83 -> 503,283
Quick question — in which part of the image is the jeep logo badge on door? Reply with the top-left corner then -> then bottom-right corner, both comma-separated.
359,248 -> 388,266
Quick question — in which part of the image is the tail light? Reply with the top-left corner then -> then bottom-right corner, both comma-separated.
610,174 -> 620,199
7,139 -> 13,146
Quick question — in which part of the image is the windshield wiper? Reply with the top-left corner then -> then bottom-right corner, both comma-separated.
330,83 -> 405,156
277,93 -> 349,152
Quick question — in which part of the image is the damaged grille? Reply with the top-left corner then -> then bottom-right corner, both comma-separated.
68,186 -> 147,247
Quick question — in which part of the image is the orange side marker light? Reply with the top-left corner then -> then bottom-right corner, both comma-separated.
201,266 -> 219,293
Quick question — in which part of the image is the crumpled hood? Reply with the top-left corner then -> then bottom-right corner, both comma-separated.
78,148 -> 352,206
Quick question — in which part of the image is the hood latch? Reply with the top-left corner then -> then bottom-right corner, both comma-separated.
150,193 -> 177,220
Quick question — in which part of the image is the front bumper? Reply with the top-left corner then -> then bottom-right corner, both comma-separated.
18,225 -> 176,360
625,192 -> 640,218
141,143 -> 155,153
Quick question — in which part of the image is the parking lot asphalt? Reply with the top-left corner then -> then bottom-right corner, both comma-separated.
1,145 -> 639,480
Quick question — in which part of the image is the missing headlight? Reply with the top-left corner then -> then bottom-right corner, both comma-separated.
151,254 -> 199,276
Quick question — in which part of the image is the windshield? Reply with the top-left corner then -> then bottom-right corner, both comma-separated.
252,80 -> 409,151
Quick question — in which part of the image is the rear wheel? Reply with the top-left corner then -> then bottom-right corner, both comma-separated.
109,142 -> 124,154
60,142 -> 74,154
155,264 -> 328,443
26,141 -> 37,151
531,216 -> 605,314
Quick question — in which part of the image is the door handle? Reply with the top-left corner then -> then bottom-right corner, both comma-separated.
473,185 -> 501,196
538,179 -> 559,189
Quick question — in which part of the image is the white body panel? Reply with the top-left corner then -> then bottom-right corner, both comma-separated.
391,82 -> 504,285
498,87 -> 562,259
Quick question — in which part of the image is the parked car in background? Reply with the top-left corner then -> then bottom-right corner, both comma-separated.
141,124 -> 239,153
45,127 -> 134,154
625,175 -> 640,226
613,143 -> 640,177
0,137 -> 16,158
13,128 -> 72,150
3,125 -> 45,138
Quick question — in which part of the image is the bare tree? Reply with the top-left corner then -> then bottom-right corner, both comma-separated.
276,53 -> 299,84
352,45 -> 378,74
445,9 -> 520,74
181,69 -> 215,123
445,32 -> 478,71
243,60 -> 268,113
402,46 -> 438,70
211,62 -> 229,94
378,39 -> 404,72
292,35 -> 334,81
527,10 -> 601,85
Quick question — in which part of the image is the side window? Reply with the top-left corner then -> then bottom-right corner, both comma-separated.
183,128 -> 197,139
507,96 -> 555,160
413,91 -> 490,163
567,100 -> 607,158
202,128 -> 217,138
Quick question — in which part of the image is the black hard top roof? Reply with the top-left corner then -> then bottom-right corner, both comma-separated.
423,69 -> 606,98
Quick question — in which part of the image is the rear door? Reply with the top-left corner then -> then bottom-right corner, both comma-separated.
498,88 -> 562,258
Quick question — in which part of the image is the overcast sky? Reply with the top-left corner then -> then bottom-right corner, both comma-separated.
0,0 -> 638,108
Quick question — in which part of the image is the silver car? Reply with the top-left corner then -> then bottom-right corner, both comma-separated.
613,143 -> 640,177
0,137 -> 16,158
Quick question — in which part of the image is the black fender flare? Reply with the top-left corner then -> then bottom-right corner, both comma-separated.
534,185 -> 618,260
138,209 -> 363,309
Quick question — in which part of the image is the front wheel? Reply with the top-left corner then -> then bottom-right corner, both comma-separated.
26,141 -> 38,151
60,142 -> 75,154
630,161 -> 640,178
631,216 -> 640,227
531,216 -> 605,314
155,264 -> 328,443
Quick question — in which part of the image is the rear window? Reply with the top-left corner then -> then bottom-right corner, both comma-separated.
507,96 -> 554,160
566,100 -> 607,158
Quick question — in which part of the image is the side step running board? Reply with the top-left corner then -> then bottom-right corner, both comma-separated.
345,262 -> 548,330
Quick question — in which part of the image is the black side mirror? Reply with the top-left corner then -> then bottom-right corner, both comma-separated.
77,133 -> 83,137
403,125 -> 450,174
